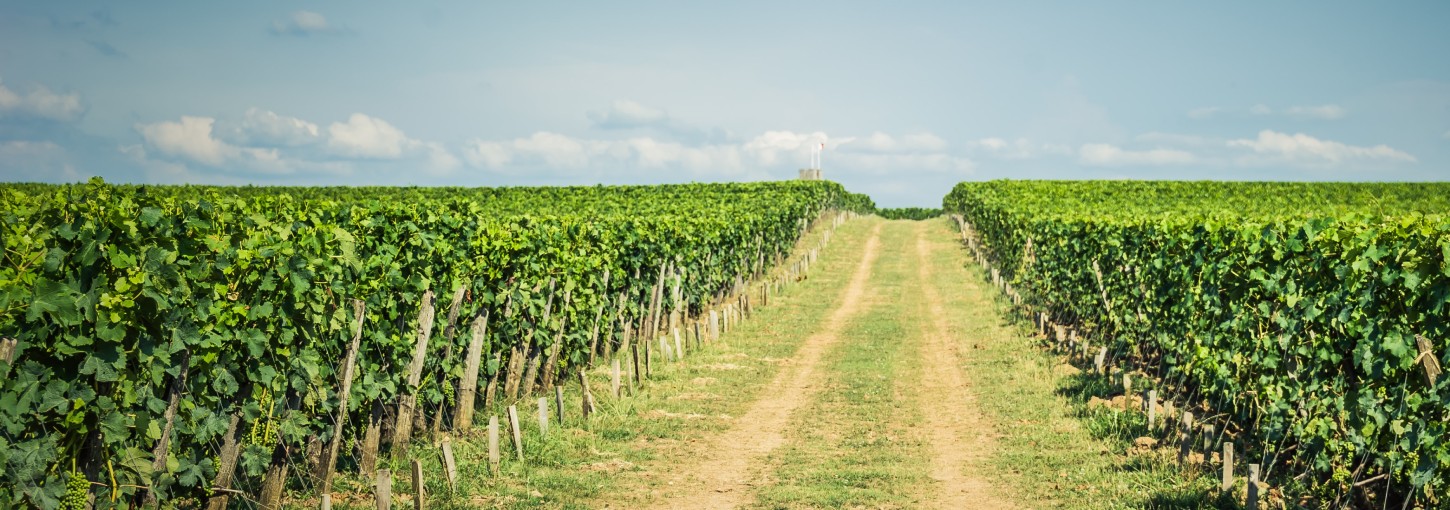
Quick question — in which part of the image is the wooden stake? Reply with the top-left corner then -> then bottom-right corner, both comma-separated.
375,469 -> 392,510
321,300 -> 366,493
578,371 -> 596,420
203,391 -> 248,510
1147,390 -> 1157,430
487,416 -> 500,476
1247,464 -> 1260,510
555,386 -> 564,425
1222,442 -> 1234,491
507,405 -> 524,461
454,311 -> 490,432
1416,335 -> 1441,386
611,359 -> 621,398
440,440 -> 457,492
410,459 -> 424,510
1178,411 -> 1195,464
0,337 -> 14,365
1122,374 -> 1132,410
537,397 -> 549,436
359,401 -> 384,474
1093,347 -> 1107,374
321,494 -> 332,510
394,290 -> 437,448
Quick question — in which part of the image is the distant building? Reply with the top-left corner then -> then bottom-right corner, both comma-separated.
798,168 -> 822,180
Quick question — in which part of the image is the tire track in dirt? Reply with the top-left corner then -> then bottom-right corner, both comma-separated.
644,222 -> 883,510
913,221 -> 1011,509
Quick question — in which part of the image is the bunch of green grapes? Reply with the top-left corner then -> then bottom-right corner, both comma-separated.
247,389 -> 277,446
58,472 -> 88,510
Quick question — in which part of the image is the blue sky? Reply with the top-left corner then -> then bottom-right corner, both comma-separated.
1,1 -> 1447,207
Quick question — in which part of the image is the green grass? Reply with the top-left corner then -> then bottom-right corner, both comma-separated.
748,220 -> 933,509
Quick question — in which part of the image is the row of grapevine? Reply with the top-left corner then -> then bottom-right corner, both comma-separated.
0,178 -> 872,509
944,180 -> 1450,507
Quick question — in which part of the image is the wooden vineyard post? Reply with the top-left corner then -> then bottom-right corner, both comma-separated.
394,290 -> 437,449
1122,374 -> 1132,411
1147,390 -> 1157,430
710,310 -> 720,342
259,388 -> 299,510
1247,464 -> 1261,510
1222,442 -> 1234,491
430,286 -> 469,439
673,328 -> 684,362
540,290 -> 572,393
693,321 -> 702,350
507,405 -> 524,461
441,440 -> 458,492
0,337 -> 15,365
487,416 -> 500,476
1416,335 -> 1441,386
578,371 -> 596,420
454,311 -> 489,432
203,390 -> 250,510
143,348 -> 191,506
320,300 -> 366,494
1178,411 -> 1195,465
537,397 -> 549,436
410,460 -> 424,510
611,359 -> 621,398
375,469 -> 392,510
322,494 -> 332,510
1093,347 -> 1107,375
555,386 -> 565,425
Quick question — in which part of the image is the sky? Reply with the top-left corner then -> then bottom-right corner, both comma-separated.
1,2 -> 1447,207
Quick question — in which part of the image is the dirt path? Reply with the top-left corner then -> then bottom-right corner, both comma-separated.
645,223 -> 884,510
912,221 -> 1010,509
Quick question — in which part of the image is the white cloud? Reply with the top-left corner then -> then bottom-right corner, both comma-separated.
327,113 -> 415,159
271,11 -> 338,36
741,130 -> 829,166
1227,130 -> 1415,166
425,142 -> 461,172
1249,104 -> 1273,116
220,108 -> 321,147
461,129 -> 968,178
840,132 -> 948,153
1187,106 -> 1222,120
0,78 -> 84,121
137,115 -> 315,173
1079,144 -> 1196,166
1284,104 -> 1346,120
137,116 -> 243,166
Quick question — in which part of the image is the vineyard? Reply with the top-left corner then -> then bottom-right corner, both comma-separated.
945,180 -> 1450,507
0,178 -> 873,509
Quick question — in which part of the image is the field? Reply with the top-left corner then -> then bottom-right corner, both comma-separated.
1,179 -> 1446,509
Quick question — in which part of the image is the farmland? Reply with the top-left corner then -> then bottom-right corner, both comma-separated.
0,179 -> 870,508
945,180 -> 1450,508
1,178 -> 1447,509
